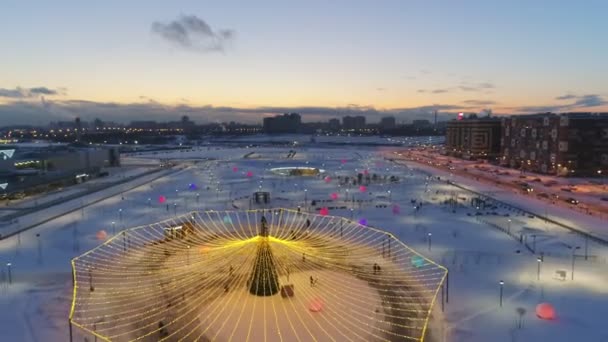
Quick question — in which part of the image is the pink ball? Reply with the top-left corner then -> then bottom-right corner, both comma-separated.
359,185 -> 367,192
232,167 -> 238,172
324,176 -> 331,183
319,207 -> 329,216
309,298 -> 324,312
96,230 -> 108,241
363,169 -> 369,175
158,195 -> 166,204
246,171 -> 253,178
330,193 -> 338,200
340,159 -> 347,164
536,303 -> 556,320
392,204 -> 400,214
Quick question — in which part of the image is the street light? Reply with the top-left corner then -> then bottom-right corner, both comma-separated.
388,190 -> 392,201
6,263 -> 12,284
111,221 -> 116,235
537,257 -> 542,281
118,208 -> 123,222
507,219 -> 511,234
499,280 -> 504,307
427,232 -> 432,251
569,246 -> 581,280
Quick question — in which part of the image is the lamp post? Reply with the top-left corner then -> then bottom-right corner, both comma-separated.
111,221 -> 116,235
584,235 -> 588,261
350,208 -> 354,219
388,190 -> 392,202
6,263 -> 12,284
499,280 -> 504,307
304,189 -> 308,208
118,208 -> 123,223
187,245 -> 191,265
569,246 -> 581,280
427,232 -> 432,251
537,257 -> 542,281
507,219 -> 511,234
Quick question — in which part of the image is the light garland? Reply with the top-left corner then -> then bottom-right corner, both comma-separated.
70,209 -> 447,341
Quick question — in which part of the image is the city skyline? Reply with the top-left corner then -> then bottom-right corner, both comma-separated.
1,0 -> 608,125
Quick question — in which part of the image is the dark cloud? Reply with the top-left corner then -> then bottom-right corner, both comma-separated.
151,15 -> 235,52
462,100 -> 497,105
572,94 -> 606,107
458,82 -> 495,92
510,94 -> 607,113
0,100 -> 470,127
0,86 -> 64,98
555,94 -> 576,100
431,89 -> 449,94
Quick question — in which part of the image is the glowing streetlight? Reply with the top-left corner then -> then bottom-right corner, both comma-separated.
427,232 -> 432,251
499,280 -> 504,307
6,263 -> 12,284
537,257 -> 542,281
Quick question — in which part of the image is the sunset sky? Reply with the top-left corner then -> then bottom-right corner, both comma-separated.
1,0 -> 607,125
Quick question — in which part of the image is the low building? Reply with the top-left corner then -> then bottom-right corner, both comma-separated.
0,145 -> 120,197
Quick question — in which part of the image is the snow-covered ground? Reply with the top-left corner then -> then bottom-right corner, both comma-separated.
0,145 -> 607,341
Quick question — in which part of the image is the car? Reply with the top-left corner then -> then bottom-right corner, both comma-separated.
601,197 -> 608,202
565,198 -> 579,205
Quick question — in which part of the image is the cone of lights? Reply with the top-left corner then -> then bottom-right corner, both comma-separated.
70,209 -> 447,341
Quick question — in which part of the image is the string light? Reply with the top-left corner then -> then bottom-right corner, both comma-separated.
70,209 -> 447,341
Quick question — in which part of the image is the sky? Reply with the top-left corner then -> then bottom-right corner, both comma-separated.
1,0 -> 608,126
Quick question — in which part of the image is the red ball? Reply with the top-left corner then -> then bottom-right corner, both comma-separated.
536,303 -> 556,320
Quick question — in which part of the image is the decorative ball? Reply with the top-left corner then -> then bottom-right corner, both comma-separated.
158,195 -> 166,204
324,176 -> 331,183
319,207 -> 329,216
536,303 -> 556,320
358,218 -> 368,226
330,193 -> 338,200
309,298 -> 324,312
246,171 -> 253,178
96,230 -> 108,241
411,255 -> 425,268
359,185 -> 367,193
233,167 -> 238,172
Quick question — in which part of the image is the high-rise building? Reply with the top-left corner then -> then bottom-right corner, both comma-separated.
328,118 -> 341,131
263,113 -> 302,133
380,116 -> 396,130
342,116 -> 366,130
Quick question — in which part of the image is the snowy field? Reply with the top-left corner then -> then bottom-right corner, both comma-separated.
0,144 -> 607,341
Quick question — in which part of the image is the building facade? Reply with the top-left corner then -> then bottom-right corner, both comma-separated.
342,116 -> 366,131
263,113 -> 302,134
445,118 -> 501,159
501,113 -> 608,176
